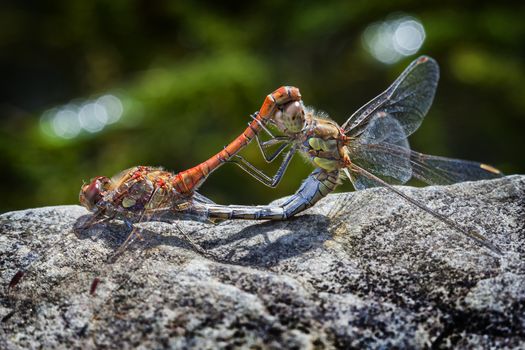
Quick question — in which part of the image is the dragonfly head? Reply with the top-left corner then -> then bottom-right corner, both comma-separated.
80,176 -> 111,211
274,100 -> 305,134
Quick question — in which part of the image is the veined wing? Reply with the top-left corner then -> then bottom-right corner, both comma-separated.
342,113 -> 502,254
82,192 -> 222,336
347,114 -> 503,190
347,113 -> 412,190
350,144 -> 503,190
342,164 -> 502,254
342,56 -> 439,139
410,151 -> 503,184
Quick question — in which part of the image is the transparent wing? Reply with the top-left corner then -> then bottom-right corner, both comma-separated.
342,165 -> 502,255
192,192 -> 216,205
347,114 -> 503,191
146,192 -> 218,224
348,113 -> 412,190
341,56 -> 439,139
86,190 -> 217,313
409,152 -> 503,184
354,144 -> 503,189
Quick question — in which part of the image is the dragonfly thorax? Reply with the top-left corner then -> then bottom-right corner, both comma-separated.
80,166 -> 182,221
295,110 -> 347,172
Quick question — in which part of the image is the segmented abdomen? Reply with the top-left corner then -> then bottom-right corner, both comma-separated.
193,168 -> 340,220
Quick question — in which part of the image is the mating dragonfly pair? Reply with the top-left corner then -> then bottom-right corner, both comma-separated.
8,56 -> 504,292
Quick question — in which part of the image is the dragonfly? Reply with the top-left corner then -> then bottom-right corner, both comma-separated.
192,56 -> 504,254
6,86 -> 302,292
6,57 -> 502,296
3,58 -> 501,333
4,87 -> 305,336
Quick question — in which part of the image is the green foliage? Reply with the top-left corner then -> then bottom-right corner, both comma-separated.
1,1 -> 524,212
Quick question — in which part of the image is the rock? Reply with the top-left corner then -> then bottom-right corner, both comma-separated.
0,176 -> 524,349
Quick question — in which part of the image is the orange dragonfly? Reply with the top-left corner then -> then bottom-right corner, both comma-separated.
7,86 -> 302,291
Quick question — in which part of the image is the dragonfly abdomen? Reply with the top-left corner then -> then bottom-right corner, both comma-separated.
195,168 -> 340,220
173,86 -> 302,194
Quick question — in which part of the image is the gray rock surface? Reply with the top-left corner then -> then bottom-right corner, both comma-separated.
1,176 -> 524,349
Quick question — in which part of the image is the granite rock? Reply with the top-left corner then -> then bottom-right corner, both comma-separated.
0,176 -> 524,349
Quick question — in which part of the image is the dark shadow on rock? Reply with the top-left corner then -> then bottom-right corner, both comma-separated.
73,214 -> 195,258
73,213 -> 333,268
199,214 -> 333,268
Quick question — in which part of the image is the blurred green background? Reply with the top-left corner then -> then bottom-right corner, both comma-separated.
1,1 -> 524,213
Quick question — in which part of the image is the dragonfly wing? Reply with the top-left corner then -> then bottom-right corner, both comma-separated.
342,165 -> 502,254
342,56 -> 439,138
348,113 -> 412,190
144,193 -> 219,224
192,192 -> 216,205
409,152 -> 503,185
351,142 -> 504,188
346,112 -> 503,190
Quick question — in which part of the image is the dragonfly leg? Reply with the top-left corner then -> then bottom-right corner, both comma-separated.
74,212 -> 116,239
229,145 -> 297,188
76,210 -> 107,230
248,111 -> 274,139
247,111 -> 291,162
254,135 -> 290,162
108,219 -> 140,262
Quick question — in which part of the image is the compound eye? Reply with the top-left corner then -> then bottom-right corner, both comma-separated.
80,176 -> 110,209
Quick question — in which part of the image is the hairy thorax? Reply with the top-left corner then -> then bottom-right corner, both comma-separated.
96,166 -> 178,219
299,110 -> 347,171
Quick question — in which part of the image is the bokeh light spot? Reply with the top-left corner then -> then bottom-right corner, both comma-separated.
39,94 -> 124,139
362,15 -> 426,64
52,108 -> 81,139
78,102 -> 107,133
96,94 -> 123,124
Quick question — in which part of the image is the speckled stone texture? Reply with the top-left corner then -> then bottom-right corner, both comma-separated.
1,176 -> 524,349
